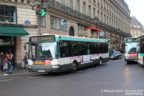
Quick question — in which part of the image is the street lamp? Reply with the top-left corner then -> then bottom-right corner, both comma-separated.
30,0 -> 49,35
30,0 -> 48,10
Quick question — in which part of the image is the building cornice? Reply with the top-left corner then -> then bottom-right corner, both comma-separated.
47,1 -> 130,37
110,0 -> 130,19
0,23 -> 38,28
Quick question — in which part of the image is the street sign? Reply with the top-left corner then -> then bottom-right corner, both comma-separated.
25,20 -> 30,25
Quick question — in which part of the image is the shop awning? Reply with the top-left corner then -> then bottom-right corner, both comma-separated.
0,26 -> 29,36
90,27 -> 103,32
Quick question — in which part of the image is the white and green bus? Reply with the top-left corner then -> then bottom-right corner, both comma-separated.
27,35 -> 109,73
124,38 -> 139,64
137,35 -> 144,65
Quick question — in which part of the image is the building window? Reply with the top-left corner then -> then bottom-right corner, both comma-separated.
83,2 -> 86,15
50,16 -> 67,31
89,5 -> 91,17
93,0 -> 96,4
60,0 -> 65,5
0,5 -> 16,24
78,25 -> 82,35
69,0 -> 73,9
97,10 -> 99,18
51,16 -> 60,30
93,8 -> 95,18
40,16 -> 46,27
77,0 -> 80,12
78,25 -> 88,36
61,19 -> 67,31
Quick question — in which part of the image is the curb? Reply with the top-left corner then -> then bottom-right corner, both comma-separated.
0,72 -> 32,77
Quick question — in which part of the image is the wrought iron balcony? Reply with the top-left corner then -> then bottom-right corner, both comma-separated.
47,0 -> 130,37
47,1 -> 95,23
110,0 -> 130,19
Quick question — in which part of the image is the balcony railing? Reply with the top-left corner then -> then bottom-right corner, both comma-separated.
110,0 -> 130,18
47,0 -> 130,37
48,1 -> 95,23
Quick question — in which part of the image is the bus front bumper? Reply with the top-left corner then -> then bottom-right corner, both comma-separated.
29,65 -> 60,72
125,57 -> 137,62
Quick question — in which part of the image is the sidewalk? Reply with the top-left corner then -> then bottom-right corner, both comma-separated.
0,69 -> 30,77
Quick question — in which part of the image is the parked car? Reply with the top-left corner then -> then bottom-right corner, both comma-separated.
110,50 -> 122,60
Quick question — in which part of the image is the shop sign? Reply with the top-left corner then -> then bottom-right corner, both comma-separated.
100,31 -> 105,39
100,31 -> 104,36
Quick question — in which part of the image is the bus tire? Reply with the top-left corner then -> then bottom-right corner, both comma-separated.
98,58 -> 103,65
71,63 -> 78,72
126,61 -> 130,64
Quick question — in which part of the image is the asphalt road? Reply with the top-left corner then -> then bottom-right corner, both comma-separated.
0,59 -> 144,96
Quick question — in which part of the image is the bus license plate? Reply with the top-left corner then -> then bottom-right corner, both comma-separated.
38,70 -> 46,72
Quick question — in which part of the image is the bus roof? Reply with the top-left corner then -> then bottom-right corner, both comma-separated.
30,34 -> 107,43
56,35 -> 107,43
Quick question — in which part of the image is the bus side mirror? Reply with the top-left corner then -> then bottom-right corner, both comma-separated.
137,45 -> 140,53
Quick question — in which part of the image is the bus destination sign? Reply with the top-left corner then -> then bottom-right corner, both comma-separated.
30,35 -> 55,42
127,38 -> 138,42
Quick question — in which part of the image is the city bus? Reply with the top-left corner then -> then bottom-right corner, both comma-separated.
137,35 -> 144,66
27,35 -> 109,73
124,38 -> 139,64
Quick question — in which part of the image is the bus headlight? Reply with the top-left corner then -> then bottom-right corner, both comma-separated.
28,59 -> 33,65
28,65 -> 32,69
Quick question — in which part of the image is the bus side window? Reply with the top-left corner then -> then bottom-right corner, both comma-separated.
60,42 -> 72,57
140,43 -> 144,53
72,44 -> 88,56
137,44 -> 140,53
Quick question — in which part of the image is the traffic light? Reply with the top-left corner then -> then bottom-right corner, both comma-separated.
40,9 -> 46,16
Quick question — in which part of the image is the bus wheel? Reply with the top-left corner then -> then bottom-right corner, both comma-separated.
72,63 -> 78,72
126,61 -> 130,64
99,59 -> 103,65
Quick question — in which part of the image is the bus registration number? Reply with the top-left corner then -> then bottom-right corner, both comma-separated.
38,70 -> 46,72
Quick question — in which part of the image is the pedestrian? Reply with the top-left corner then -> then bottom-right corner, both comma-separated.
3,54 -> 9,76
23,52 -> 28,69
10,53 -> 15,70
0,52 -> 5,71
7,53 -> 13,73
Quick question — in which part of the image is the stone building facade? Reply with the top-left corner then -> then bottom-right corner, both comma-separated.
130,16 -> 144,38
0,0 -> 131,67
0,0 -> 38,67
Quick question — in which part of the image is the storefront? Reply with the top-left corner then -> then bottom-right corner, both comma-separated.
0,36 -> 15,54
90,27 -> 103,38
77,23 -> 89,37
0,25 -> 29,66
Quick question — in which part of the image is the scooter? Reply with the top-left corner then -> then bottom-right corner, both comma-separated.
110,50 -> 122,60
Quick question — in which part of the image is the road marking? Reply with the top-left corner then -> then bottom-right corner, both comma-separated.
27,77 -> 36,79
11,73 -> 31,76
0,72 -> 33,77
78,71 -> 83,73
0,79 -> 14,83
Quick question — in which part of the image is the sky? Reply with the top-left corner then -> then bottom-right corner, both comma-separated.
125,0 -> 144,26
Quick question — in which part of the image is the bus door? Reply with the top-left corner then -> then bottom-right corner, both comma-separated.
138,41 -> 144,64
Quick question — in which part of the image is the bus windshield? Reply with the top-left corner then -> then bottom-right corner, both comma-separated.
125,43 -> 138,54
29,42 -> 57,59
